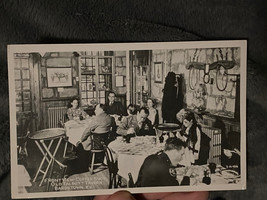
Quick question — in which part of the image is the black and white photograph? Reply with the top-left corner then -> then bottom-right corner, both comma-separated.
8,41 -> 246,199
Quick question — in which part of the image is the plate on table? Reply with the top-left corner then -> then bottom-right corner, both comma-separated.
221,169 -> 240,179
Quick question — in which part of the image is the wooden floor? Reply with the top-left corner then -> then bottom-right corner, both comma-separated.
19,139 -> 112,193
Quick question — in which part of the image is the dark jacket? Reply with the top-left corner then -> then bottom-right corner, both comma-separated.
117,115 -> 154,136
106,101 -> 126,116
136,152 -> 190,187
162,85 -> 179,123
81,113 -> 116,150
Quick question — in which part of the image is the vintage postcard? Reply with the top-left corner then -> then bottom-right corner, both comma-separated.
8,41 -> 247,199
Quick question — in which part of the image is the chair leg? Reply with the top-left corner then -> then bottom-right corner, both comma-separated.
63,141 -> 68,158
90,152 -> 95,174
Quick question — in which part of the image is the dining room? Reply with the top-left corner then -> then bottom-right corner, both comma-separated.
13,44 -> 242,194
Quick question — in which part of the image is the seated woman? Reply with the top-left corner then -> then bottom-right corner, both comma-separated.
67,97 -> 88,120
146,98 -> 159,127
179,112 -> 210,165
117,105 -> 154,136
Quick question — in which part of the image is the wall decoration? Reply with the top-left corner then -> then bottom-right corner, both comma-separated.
47,67 -> 72,87
115,75 -> 124,87
154,62 -> 163,83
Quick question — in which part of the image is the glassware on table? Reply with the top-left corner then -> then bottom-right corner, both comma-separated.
202,170 -> 211,185
208,162 -> 217,174
125,134 -> 131,143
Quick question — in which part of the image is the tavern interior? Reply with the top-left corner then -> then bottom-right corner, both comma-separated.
15,48 -> 241,192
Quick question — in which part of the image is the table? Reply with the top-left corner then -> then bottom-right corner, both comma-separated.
156,123 -> 181,132
155,123 -> 181,138
175,164 -> 240,186
108,136 -> 165,183
29,128 -> 66,186
65,119 -> 92,145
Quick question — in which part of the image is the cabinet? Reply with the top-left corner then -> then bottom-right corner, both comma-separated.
132,65 -> 151,106
79,53 -> 114,107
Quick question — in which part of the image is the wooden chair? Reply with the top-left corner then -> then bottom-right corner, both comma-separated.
89,133 -> 109,174
103,145 -> 119,188
17,116 -> 32,160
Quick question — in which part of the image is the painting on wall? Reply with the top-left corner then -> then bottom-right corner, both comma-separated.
47,67 -> 72,87
154,62 -> 163,83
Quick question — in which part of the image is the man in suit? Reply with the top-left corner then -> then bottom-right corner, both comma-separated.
65,104 -> 116,175
117,106 -> 154,136
136,137 -> 191,187
81,104 -> 116,150
106,91 -> 126,116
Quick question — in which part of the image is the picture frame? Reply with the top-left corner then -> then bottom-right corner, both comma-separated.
154,62 -> 163,83
47,67 -> 72,87
115,75 -> 125,87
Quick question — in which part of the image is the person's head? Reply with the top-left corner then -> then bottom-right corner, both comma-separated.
69,97 -> 79,109
176,109 -> 188,123
147,98 -> 155,109
164,138 -> 186,166
138,107 -> 149,123
182,112 -> 196,128
108,92 -> 116,104
95,104 -> 107,115
127,104 -> 137,115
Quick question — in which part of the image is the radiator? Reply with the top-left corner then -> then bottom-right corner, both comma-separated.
201,126 -> 221,165
47,106 -> 67,128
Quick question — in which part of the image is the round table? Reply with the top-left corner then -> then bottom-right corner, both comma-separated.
156,123 -> 181,132
29,128 -> 67,187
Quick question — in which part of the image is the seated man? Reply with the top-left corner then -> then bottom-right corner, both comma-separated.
65,104 -> 116,176
117,106 -> 154,137
81,104 -> 116,149
106,91 -> 127,116
136,137 -> 191,187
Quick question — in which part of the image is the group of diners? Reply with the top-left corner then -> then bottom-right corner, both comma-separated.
64,91 -> 211,187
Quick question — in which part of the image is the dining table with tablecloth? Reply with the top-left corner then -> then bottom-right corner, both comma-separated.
64,118 -> 92,146
108,136 -> 165,184
108,135 -> 241,187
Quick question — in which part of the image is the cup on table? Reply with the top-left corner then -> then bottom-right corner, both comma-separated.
208,162 -> 217,174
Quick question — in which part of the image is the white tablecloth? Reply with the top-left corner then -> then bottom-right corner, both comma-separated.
176,165 -> 240,186
65,119 -> 91,145
108,136 -> 165,183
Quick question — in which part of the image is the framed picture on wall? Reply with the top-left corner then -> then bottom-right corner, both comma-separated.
47,67 -> 72,87
154,62 -> 163,83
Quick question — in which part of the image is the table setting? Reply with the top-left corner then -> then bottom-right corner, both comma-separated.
175,163 -> 241,186
108,136 -> 165,183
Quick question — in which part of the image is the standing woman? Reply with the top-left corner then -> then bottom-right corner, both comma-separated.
146,98 -> 159,127
181,112 -> 210,165
162,72 -> 179,123
67,97 -> 88,120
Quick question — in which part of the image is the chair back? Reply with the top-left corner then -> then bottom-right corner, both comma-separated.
103,145 -> 118,188
90,132 -> 109,151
